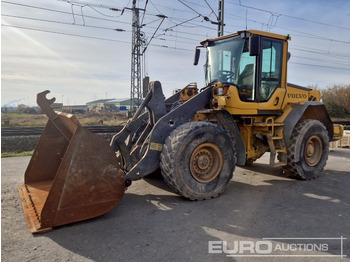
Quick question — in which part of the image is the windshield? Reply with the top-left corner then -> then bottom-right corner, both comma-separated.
205,37 -> 255,88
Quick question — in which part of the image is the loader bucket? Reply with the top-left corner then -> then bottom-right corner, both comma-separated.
18,91 -> 125,233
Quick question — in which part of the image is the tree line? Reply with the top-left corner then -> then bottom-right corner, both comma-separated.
321,84 -> 350,118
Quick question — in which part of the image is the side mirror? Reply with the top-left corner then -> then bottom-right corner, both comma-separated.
249,35 -> 261,56
193,47 -> 201,66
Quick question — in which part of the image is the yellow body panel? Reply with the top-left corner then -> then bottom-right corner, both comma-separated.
213,84 -> 322,114
258,88 -> 286,111
284,85 -> 322,104
332,124 -> 344,141
197,29 -> 342,166
216,86 -> 258,115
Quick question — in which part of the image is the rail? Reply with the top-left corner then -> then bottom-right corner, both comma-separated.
1,125 -> 123,136
2,121 -> 349,137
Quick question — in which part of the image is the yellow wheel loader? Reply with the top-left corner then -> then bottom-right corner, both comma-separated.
18,30 -> 344,233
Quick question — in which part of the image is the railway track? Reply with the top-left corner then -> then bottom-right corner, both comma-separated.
1,125 -> 123,136
1,121 -> 349,137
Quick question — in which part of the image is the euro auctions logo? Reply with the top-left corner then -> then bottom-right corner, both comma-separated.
208,237 -> 347,258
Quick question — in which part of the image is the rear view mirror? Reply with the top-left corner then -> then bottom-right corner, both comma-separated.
193,47 -> 201,65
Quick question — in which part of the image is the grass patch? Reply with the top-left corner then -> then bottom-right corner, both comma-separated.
1,151 -> 33,158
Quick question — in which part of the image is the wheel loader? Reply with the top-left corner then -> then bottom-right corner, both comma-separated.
18,30 -> 344,233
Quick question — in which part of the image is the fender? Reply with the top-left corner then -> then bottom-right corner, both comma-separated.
283,102 -> 333,146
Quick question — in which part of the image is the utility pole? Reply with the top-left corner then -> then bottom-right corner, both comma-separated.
217,0 -> 224,37
129,0 -> 143,112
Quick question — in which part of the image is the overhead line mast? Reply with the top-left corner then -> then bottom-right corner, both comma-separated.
218,0 -> 224,37
128,0 -> 144,111
207,0 -> 224,37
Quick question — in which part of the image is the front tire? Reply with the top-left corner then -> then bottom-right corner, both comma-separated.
284,120 -> 329,180
160,122 -> 236,200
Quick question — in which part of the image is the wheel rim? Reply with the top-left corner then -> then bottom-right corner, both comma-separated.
190,143 -> 223,183
304,135 -> 323,167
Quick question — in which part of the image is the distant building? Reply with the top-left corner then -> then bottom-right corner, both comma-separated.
62,105 -> 88,114
108,98 -> 142,111
86,98 -> 142,112
86,99 -> 115,107
51,103 -> 63,110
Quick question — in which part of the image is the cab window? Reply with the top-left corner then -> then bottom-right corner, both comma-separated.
260,39 -> 283,102
237,47 -> 256,101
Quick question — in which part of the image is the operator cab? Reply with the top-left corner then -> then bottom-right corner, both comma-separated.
195,30 -> 287,104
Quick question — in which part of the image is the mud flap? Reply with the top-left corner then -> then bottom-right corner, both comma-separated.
18,91 -> 125,233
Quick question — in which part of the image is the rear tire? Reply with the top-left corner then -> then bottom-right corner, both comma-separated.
160,122 -> 236,200
284,120 -> 329,180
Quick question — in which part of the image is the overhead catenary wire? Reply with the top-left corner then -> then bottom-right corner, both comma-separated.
2,1 -> 218,33
226,0 -> 350,31
2,13 -> 205,45
2,0 -> 215,40
177,0 -> 207,17
4,23 -> 348,71
3,0 -> 348,49
291,55 -> 350,67
2,23 -> 130,43
290,62 -> 350,71
3,0 -> 350,72
140,0 -> 149,27
1,24 -> 193,51
5,0 -> 350,40
2,14 -> 128,32
163,15 -> 201,32
2,1 -> 131,24
142,14 -> 166,55
203,0 -> 218,19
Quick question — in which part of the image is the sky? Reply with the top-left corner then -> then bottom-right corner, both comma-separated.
1,0 -> 350,107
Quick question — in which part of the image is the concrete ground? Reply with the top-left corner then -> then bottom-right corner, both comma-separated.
1,149 -> 350,262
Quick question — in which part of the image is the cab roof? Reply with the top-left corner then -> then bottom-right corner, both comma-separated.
200,30 -> 291,46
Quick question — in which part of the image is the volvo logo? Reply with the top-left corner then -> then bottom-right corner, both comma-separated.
288,93 -> 307,99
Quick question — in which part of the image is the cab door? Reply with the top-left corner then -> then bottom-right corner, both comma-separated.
257,38 -> 287,112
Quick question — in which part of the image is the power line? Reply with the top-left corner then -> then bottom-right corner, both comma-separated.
177,0 -> 207,17
292,33 -> 350,45
290,62 -> 350,71
149,0 -> 162,14
177,0 -> 217,25
2,14 -> 128,32
2,23 -> 129,43
291,45 -> 350,60
86,5 -> 123,18
226,0 -> 350,31
224,12 -> 350,46
5,22 -> 346,70
163,15 -> 201,31
57,0 -> 122,10
292,55 -> 350,67
1,24 -> 193,51
142,14 -> 166,54
2,1 -> 218,34
3,12 -> 204,45
4,12 -> 348,62
2,1 -> 130,24
140,0 -> 149,26
4,0 -> 349,70
203,0 -> 218,19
